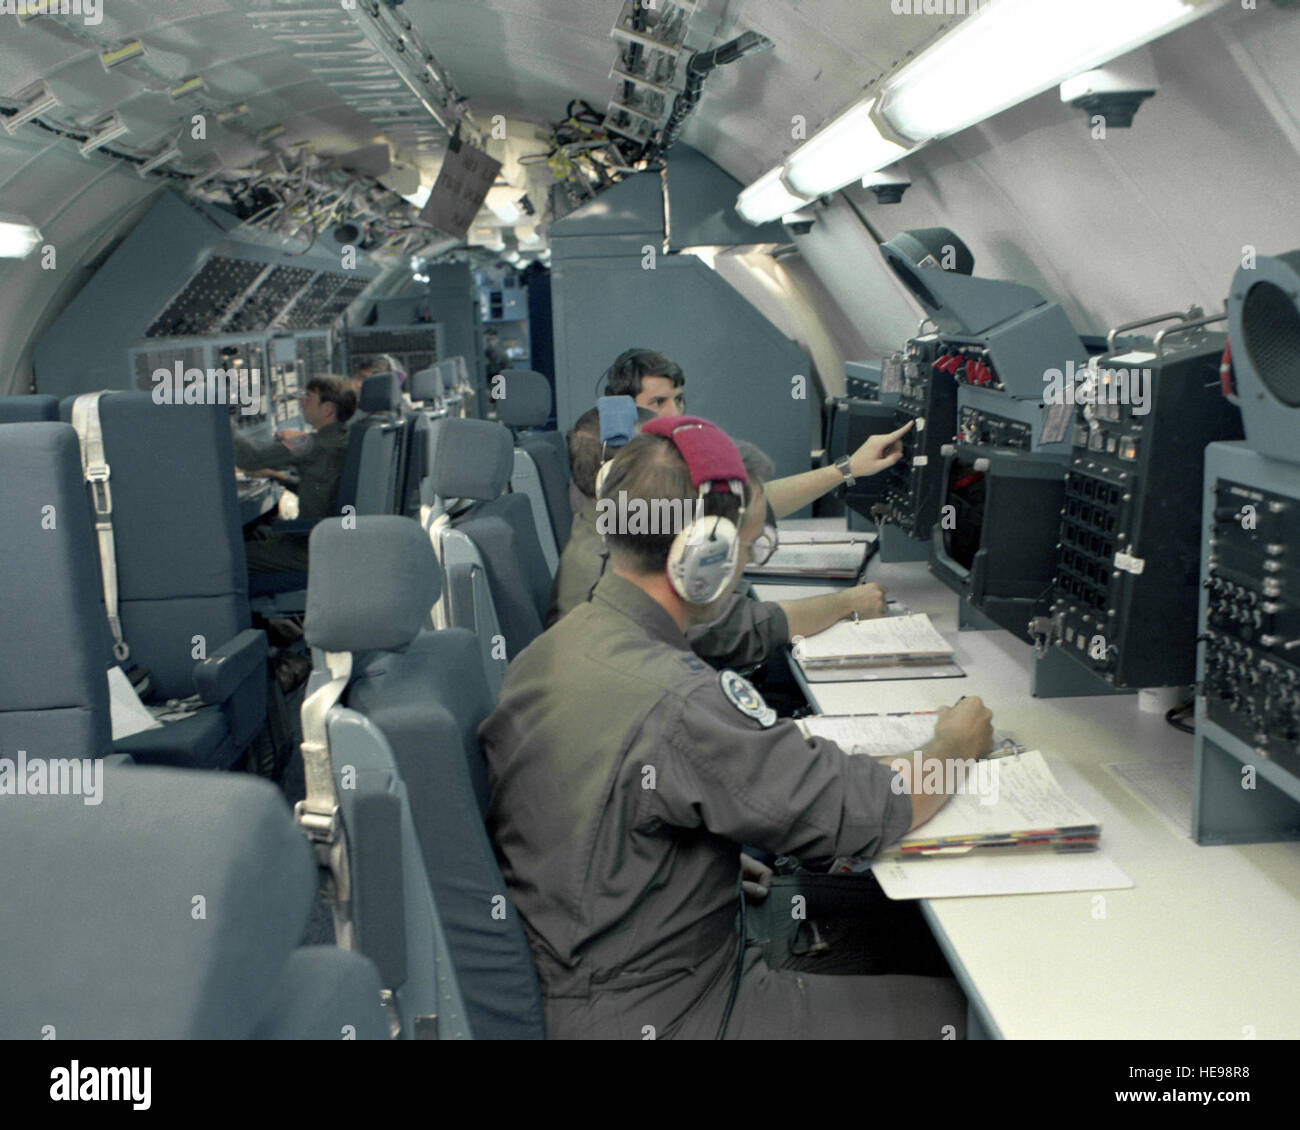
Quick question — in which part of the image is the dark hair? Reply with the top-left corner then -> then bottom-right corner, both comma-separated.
307,375 -> 357,423
600,433 -> 752,574
568,407 -> 603,498
733,439 -> 774,485
569,405 -> 659,498
602,348 -> 685,398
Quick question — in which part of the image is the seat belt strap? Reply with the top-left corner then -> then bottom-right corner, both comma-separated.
71,392 -> 129,662
296,651 -> 355,949
427,510 -> 452,630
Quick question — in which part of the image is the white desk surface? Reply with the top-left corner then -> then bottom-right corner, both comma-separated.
759,545 -> 1300,1040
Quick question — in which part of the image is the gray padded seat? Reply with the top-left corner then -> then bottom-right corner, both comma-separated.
0,423 -> 112,761
497,369 -> 572,556
430,417 -> 552,663
0,762 -> 387,1039
58,393 -> 268,770
344,373 -> 405,516
309,516 -> 543,1039
0,394 -> 58,421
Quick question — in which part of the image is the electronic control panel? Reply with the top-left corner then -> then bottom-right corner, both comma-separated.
958,406 -> 1032,451
874,335 -> 957,542
1201,477 -> 1300,777
1039,333 -> 1243,690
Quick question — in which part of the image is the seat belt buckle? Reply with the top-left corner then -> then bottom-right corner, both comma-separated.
294,799 -> 340,845
86,463 -> 111,514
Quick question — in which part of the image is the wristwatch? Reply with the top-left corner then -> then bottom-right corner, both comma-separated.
834,455 -> 856,488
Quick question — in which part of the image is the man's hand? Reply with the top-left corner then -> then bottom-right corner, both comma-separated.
849,420 -> 915,478
904,697 -> 995,832
931,697 -> 994,762
740,852 -> 772,902
838,583 -> 887,621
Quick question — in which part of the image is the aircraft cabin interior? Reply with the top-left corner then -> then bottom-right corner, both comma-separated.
1,0 -> 1298,1077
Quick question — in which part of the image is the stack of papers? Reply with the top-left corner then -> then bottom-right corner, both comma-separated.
798,712 -> 1023,761
880,751 -> 1100,859
793,613 -> 953,669
745,532 -> 875,578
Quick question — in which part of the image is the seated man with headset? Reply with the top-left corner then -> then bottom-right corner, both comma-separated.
480,416 -> 992,1038
547,393 -> 913,684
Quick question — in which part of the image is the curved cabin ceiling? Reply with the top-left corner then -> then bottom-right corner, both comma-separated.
2,1 -> 1299,397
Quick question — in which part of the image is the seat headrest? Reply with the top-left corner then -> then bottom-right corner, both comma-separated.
598,396 -> 638,447
0,395 -> 59,422
0,764 -> 314,1038
429,417 -> 514,501
409,367 -> 443,403
495,370 -> 551,428
360,373 -> 400,413
305,516 -> 439,652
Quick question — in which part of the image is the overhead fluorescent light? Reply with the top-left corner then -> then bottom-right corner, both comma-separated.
878,0 -> 1227,142
736,166 -> 812,225
782,98 -> 911,197
137,144 -> 181,177
100,40 -> 145,71
258,124 -> 285,143
168,76 -> 205,100
79,114 -> 128,156
0,216 -> 43,259
216,103 -> 249,122
2,81 -> 58,134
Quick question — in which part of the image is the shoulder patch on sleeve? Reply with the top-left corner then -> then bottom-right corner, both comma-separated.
680,655 -> 708,672
719,669 -> 776,728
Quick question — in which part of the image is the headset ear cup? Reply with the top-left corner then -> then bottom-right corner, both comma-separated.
667,515 -> 740,604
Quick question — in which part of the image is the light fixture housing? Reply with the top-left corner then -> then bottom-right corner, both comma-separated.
736,166 -> 812,226
877,0 -> 1226,143
137,144 -> 181,177
782,98 -> 912,198
168,76 -> 205,100
79,114 -> 129,156
100,40 -> 145,71
0,216 -> 43,259
2,80 -> 58,135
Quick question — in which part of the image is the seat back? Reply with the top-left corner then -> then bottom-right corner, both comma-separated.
427,418 -> 552,676
497,369 -> 567,565
0,423 -> 112,761
58,393 -> 250,700
511,448 -> 559,576
520,429 -> 572,551
0,762 -> 387,1038
307,517 -> 543,1038
0,394 -> 58,422
341,374 -> 405,516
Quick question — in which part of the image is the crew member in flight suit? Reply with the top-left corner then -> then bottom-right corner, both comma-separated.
481,417 -> 990,1038
233,375 -> 355,581
545,394 -> 908,677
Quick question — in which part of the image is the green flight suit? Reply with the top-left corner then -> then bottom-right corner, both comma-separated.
480,572 -> 966,1039
544,495 -> 791,672
233,421 -> 350,573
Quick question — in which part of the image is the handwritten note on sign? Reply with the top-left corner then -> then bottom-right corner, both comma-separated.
420,141 -> 503,240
